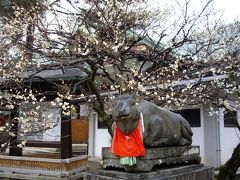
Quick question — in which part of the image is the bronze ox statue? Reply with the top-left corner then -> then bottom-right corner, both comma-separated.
111,94 -> 193,147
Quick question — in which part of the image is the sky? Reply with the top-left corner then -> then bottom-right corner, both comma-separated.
150,0 -> 240,23
215,0 -> 240,22
59,0 -> 240,23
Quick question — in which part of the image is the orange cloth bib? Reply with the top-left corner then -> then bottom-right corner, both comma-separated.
110,120 -> 145,157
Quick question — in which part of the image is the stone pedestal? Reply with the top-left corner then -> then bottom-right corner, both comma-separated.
84,164 -> 214,180
102,146 -> 201,172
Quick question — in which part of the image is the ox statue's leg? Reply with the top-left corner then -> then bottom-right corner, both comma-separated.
144,117 -> 171,147
179,118 -> 193,145
151,138 -> 171,147
178,138 -> 192,146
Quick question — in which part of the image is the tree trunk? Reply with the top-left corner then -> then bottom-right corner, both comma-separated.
105,115 -> 113,137
25,22 -> 35,62
218,143 -> 240,180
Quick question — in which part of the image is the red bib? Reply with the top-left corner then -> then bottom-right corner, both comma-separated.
110,120 -> 145,157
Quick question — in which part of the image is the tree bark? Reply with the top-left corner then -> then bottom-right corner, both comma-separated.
25,22 -> 35,62
218,143 -> 240,180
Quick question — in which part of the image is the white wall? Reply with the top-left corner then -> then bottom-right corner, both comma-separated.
88,112 -> 111,157
203,105 -> 240,168
94,128 -> 111,157
219,108 -> 240,165
181,105 -> 205,163
192,126 -> 205,163
203,105 -> 220,167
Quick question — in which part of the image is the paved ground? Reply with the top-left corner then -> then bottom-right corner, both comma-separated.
87,157 -> 102,171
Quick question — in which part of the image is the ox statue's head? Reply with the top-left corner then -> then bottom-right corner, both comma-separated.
111,94 -> 141,135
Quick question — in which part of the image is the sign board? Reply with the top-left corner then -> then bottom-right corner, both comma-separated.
19,102 -> 61,141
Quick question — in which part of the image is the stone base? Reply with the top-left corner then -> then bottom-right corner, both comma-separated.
0,155 -> 87,178
0,171 -> 85,180
102,146 -> 201,172
84,164 -> 214,180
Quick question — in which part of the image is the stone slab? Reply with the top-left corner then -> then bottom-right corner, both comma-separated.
84,164 -> 214,180
102,146 -> 201,172
102,146 -> 200,160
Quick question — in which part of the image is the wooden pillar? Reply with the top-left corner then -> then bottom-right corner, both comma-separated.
61,114 -> 72,159
9,107 -> 22,156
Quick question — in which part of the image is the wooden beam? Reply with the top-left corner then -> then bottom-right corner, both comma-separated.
61,114 -> 72,159
16,141 -> 61,148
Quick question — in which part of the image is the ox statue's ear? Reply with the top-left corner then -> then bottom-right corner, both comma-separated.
132,90 -> 143,103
